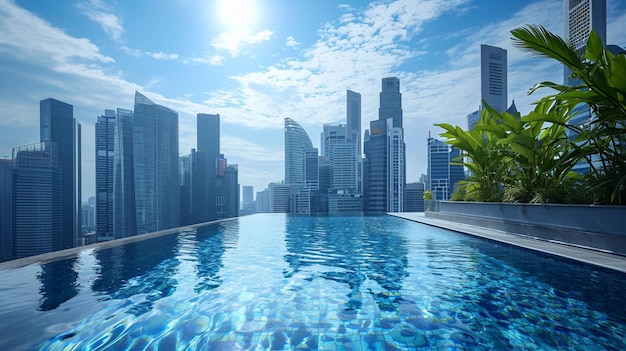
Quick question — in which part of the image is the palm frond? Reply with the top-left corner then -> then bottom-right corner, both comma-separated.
511,25 -> 584,72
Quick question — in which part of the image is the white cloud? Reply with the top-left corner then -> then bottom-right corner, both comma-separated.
285,36 -> 300,48
121,46 -> 180,60
190,54 -> 226,66
0,1 -> 115,65
211,29 -> 274,57
75,0 -> 124,42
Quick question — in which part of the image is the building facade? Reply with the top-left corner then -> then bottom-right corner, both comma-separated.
364,77 -> 405,213
95,110 -> 115,241
427,137 -> 465,200
40,98 -> 81,249
480,44 -> 508,113
12,142 -> 63,258
132,92 -> 180,234
0,158 -> 12,262
113,108 -> 136,238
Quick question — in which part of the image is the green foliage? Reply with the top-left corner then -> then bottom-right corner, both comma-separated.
434,25 -> 625,205
423,190 -> 433,200
512,25 -> 626,204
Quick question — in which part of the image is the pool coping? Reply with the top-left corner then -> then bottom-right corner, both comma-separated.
388,212 -> 626,274
0,218 -> 237,271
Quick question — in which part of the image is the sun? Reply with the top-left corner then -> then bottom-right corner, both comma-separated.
218,0 -> 255,28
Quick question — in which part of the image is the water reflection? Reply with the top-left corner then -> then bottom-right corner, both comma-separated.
37,256 -> 79,311
91,234 -> 179,315
283,215 -> 409,311
193,222 -> 236,292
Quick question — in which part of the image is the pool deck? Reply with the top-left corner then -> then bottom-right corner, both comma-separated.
389,212 -> 626,274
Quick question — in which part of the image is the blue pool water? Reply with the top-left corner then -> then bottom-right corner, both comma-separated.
0,214 -> 625,350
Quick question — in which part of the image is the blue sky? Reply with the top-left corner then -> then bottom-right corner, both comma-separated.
1,0 -> 625,201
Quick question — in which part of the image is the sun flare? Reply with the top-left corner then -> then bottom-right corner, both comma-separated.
218,0 -> 255,28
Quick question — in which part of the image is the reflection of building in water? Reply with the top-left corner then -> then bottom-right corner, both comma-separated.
283,216 -> 409,307
38,257 -> 79,311
193,222 -> 235,292
91,234 -> 179,315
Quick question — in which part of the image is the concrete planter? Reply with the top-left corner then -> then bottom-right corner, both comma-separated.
426,201 -> 626,256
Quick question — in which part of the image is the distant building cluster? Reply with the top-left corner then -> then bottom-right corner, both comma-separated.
0,92 -> 239,262
251,77 -> 422,215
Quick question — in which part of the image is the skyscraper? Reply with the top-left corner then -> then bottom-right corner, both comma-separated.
0,158 -> 13,262
95,110 -> 116,241
480,44 -> 508,113
241,185 -> 254,214
565,0 -> 606,54
131,91 -> 180,234
427,137 -> 465,200
285,117 -> 314,188
12,142 -> 63,258
564,0 -> 607,173
113,108 -> 136,238
363,119 -> 388,213
379,77 -> 403,129
40,98 -> 81,249
285,117 -> 317,214
346,90 -> 363,194
193,113 -> 220,223
364,77 -> 405,213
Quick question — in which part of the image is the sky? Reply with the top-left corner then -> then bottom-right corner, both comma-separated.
1,0 -> 625,202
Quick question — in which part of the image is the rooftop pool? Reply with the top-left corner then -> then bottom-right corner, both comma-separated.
1,214 -> 625,350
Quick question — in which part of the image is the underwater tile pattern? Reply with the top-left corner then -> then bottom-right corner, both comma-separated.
1,214 -> 625,350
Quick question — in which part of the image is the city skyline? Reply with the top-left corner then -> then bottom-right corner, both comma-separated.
1,0 -> 626,198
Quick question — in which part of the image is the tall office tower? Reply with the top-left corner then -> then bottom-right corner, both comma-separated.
214,155 -> 236,219
564,0 -> 606,173
12,142 -> 63,258
95,110 -> 116,241
564,0 -> 606,72
387,119 -> 405,212
346,90 -> 361,155
113,108 -> 136,238
322,123 -> 357,192
346,90 -> 362,193
40,98 -> 81,249
193,113 -> 220,223
480,44 -> 508,113
427,137 -> 465,200
285,117 -> 314,188
379,77 -> 403,129
363,119 -> 388,213
364,77 -> 406,213
179,153 -> 193,225
241,185 -> 254,214
132,91 -> 180,234
0,158 -> 12,262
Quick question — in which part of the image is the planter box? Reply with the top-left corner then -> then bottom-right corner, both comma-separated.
426,201 -> 626,256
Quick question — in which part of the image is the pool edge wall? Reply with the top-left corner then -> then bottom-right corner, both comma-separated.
426,201 -> 626,256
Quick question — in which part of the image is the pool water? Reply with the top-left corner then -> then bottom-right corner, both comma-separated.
0,214 -> 625,350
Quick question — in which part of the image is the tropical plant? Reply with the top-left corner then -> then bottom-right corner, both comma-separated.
511,24 -> 626,204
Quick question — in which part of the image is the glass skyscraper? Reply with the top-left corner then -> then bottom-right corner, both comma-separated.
0,158 -> 11,262
364,77 -> 405,213
113,108 -> 136,238
40,98 -> 81,249
95,110 -> 116,241
480,44 -> 508,113
132,91 -> 180,234
285,117 -> 314,189
427,137 -> 465,200
113,92 -> 179,237
12,142 -> 63,258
